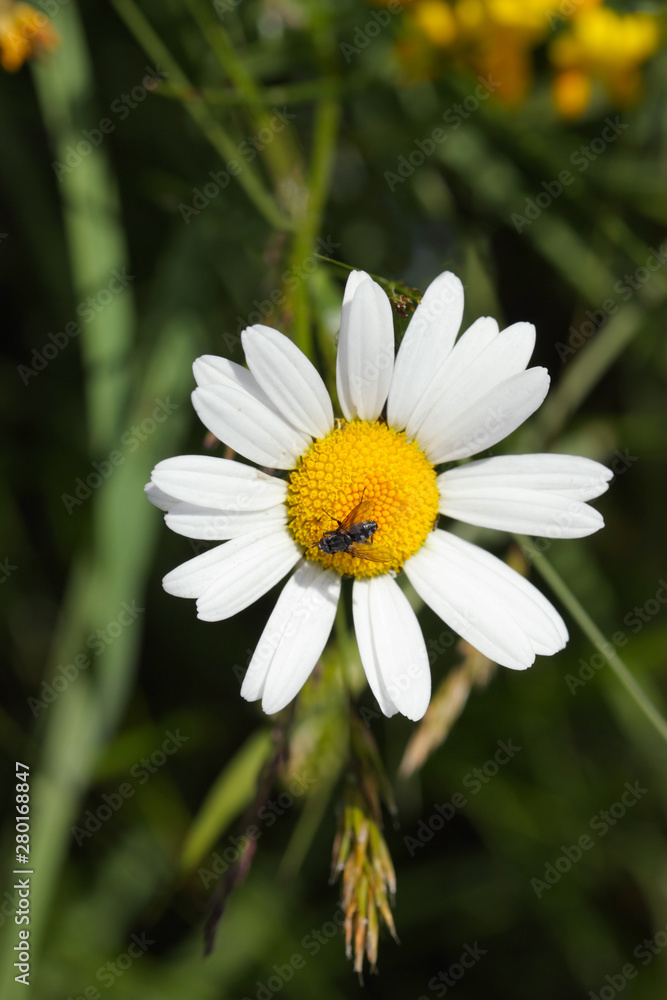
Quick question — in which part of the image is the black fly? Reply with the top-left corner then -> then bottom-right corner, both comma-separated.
315,498 -> 392,564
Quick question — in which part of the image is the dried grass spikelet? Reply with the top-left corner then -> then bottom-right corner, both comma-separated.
398,643 -> 496,779
330,716 -> 399,977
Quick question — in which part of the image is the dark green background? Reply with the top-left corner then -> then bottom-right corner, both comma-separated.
2,1 -> 667,998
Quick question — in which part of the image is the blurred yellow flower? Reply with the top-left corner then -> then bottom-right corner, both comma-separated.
395,0 -> 558,102
457,0 -> 554,35
549,7 -> 661,117
0,0 -> 59,72
551,66 -> 592,119
378,0 -> 661,117
412,0 -> 458,47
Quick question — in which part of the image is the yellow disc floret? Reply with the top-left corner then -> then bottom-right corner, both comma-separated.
287,420 -> 440,579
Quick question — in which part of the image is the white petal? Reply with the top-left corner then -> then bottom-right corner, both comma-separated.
438,454 -> 613,500
336,272 -> 395,421
165,504 -> 288,540
438,488 -> 604,538
404,530 -> 567,670
435,314 -> 500,371
403,315 -> 499,439
417,367 -> 551,464
193,355 -> 286,396
438,454 -> 611,537
362,576 -> 431,720
449,320 -> 536,408
343,269 -> 371,305
150,455 -> 287,511
240,562 -> 341,713
192,383 -> 310,470
193,354 -> 241,387
195,530 -> 302,621
145,482 -> 175,510
242,324 -> 334,439
387,271 -> 464,431
413,321 -> 536,445
162,526 -> 299,613
162,537 -> 242,599
352,579 -> 399,718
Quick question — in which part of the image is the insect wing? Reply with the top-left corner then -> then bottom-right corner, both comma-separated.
347,542 -> 393,564
339,498 -> 376,531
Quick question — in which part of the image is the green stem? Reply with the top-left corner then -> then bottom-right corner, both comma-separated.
182,0 -> 302,189
334,591 -> 350,670
517,538 -> 667,744
288,93 -> 341,356
110,0 -> 293,232
315,253 -> 354,273
160,76 -> 346,109
277,780 -> 336,883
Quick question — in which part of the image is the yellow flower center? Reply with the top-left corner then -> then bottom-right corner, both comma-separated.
287,420 -> 440,579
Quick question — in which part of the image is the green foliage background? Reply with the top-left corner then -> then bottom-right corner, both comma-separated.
2,1 -> 667,998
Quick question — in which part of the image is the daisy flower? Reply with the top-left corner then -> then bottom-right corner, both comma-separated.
145,270 -> 611,721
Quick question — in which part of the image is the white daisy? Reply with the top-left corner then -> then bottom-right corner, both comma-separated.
145,270 -> 612,721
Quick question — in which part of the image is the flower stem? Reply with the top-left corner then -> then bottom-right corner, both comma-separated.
182,0 -> 302,190
161,76 -> 345,109
289,94 -> 341,357
284,7 -> 341,358
110,0 -> 294,232
517,537 -> 667,744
